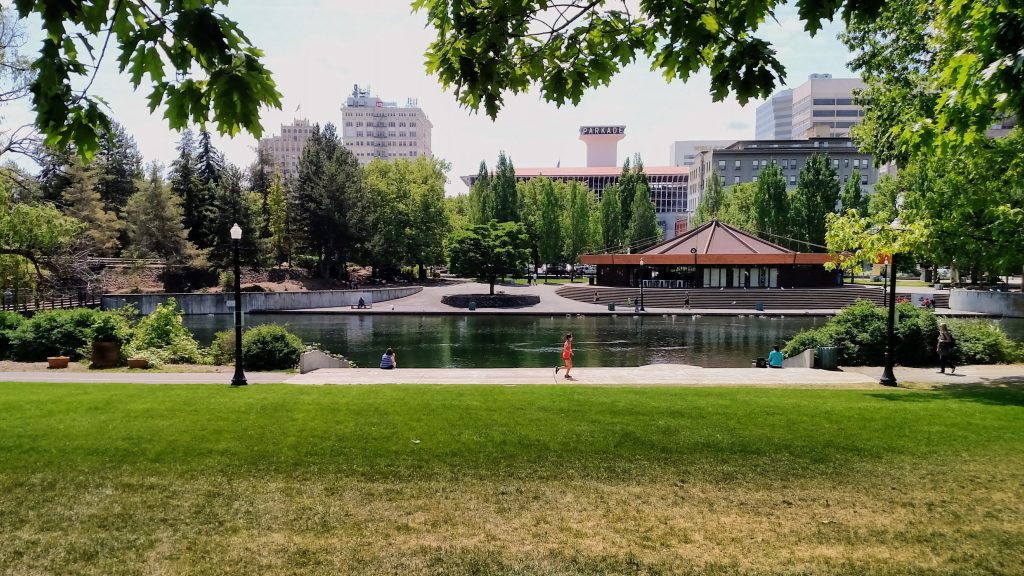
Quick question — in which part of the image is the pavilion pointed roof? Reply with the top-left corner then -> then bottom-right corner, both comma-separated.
642,220 -> 793,255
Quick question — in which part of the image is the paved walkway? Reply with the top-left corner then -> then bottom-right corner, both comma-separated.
273,281 -> 977,317
4,364 -> 1019,387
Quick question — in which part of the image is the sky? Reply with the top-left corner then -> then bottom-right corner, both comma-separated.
3,1 -> 854,195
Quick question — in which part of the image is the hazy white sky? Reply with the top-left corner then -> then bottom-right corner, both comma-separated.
5,1 -> 853,195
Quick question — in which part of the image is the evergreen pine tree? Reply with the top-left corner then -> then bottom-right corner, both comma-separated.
169,130 -> 210,247
791,153 -> 841,247
61,159 -> 123,256
124,165 -> 199,264
753,163 -> 789,241
95,122 -> 143,214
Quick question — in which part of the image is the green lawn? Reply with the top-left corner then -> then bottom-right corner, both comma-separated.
1,383 -> 1022,575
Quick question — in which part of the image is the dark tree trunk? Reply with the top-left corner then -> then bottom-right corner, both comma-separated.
489,275 -> 496,295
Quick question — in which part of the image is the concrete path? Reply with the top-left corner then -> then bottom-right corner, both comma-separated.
283,364 -> 877,387
271,281 -> 978,317
3,364 -> 1019,387
0,371 -> 288,384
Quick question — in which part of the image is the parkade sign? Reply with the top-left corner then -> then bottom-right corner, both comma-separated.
579,126 -> 625,135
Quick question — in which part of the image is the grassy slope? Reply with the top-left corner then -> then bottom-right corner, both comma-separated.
1,384 -> 1022,575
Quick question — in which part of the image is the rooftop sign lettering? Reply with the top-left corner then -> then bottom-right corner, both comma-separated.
579,126 -> 625,135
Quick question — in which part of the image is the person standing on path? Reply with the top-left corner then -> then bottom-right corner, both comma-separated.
683,291 -> 690,309
937,323 -> 956,374
555,333 -> 574,379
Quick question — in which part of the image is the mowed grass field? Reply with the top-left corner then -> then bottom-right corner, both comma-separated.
1,383 -> 1022,575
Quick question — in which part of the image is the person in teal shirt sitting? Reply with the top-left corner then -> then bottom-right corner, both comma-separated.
767,345 -> 784,368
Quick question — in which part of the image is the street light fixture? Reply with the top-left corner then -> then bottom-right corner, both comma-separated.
229,223 -> 247,387
880,216 -> 902,387
639,257 -> 646,312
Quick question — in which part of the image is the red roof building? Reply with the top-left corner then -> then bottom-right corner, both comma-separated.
581,220 -> 840,288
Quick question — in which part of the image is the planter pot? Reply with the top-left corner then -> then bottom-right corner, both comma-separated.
91,341 -> 122,368
127,358 -> 150,369
47,356 -> 70,369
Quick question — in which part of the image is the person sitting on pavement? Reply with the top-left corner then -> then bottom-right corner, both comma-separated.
767,345 -> 784,368
357,297 -> 366,309
379,347 -> 397,370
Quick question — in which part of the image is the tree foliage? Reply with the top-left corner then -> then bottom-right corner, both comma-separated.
123,165 -> 200,264
61,158 -> 122,256
447,220 -> 530,295
599,184 -> 622,252
692,171 -> 724,226
791,154 -> 839,248
292,124 -> 362,279
626,182 -> 660,252
12,0 -> 282,159
491,151 -> 518,223
563,181 -> 595,268
753,164 -> 789,242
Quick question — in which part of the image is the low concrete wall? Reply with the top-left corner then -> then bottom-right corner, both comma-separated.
949,289 -> 1024,318
783,349 -> 815,369
299,350 -> 350,374
102,287 -> 422,315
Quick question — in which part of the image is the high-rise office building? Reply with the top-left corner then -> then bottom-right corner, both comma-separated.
755,74 -> 867,140
340,85 -> 432,164
258,118 -> 315,179
755,90 -> 793,140
668,140 -> 734,166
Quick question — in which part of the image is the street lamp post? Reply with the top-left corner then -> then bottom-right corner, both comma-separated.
230,223 -> 247,387
880,217 -> 902,387
639,257 -> 646,312
880,252 -> 899,386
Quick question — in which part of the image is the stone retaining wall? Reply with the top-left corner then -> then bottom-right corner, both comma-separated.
102,287 -> 422,315
441,293 -> 540,309
949,289 -> 1024,318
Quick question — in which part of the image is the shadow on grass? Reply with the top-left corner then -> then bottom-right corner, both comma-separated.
868,379 -> 1024,407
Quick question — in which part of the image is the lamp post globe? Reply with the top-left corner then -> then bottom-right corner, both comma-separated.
639,257 -> 646,312
230,223 -> 247,387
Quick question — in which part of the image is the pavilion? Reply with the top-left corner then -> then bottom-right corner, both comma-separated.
581,220 -> 841,288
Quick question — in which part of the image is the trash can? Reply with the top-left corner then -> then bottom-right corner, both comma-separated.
817,346 -> 838,370
468,301 -> 476,311
607,302 -> 615,311
755,302 -> 764,311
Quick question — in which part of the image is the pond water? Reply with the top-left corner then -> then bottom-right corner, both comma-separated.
184,314 -> 1024,369
184,314 -> 830,368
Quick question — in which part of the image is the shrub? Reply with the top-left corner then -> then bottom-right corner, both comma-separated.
126,298 -> 207,364
219,270 -> 234,292
783,300 -> 939,366
90,312 -> 133,345
241,324 -> 303,370
947,320 -> 1023,365
0,311 -> 25,359
210,329 -> 236,365
9,308 -> 102,361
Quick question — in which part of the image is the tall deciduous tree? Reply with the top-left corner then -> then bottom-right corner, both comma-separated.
490,151 -> 518,223
563,182 -> 595,274
599,184 -> 623,252
626,182 -> 660,252
266,173 -> 288,265
692,171 -> 724,226
753,163 -> 790,242
516,179 -> 542,271
718,183 -> 758,232
468,161 -> 492,225
537,177 -> 565,269
841,169 -> 868,217
408,157 -> 451,279
791,154 -> 840,248
61,159 -> 122,256
447,220 -> 529,295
